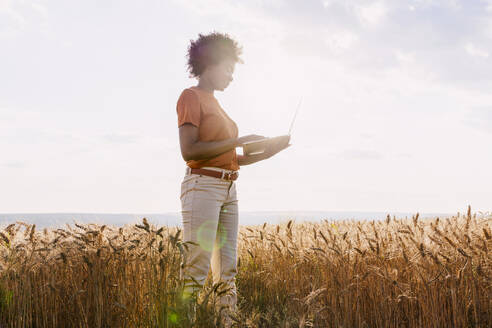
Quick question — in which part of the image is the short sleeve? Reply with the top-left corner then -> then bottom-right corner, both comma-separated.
176,89 -> 201,128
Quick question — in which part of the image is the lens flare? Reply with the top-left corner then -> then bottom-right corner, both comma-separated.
196,220 -> 227,252
168,312 -> 179,323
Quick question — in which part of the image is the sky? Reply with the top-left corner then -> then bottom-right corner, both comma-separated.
1,0 -> 491,214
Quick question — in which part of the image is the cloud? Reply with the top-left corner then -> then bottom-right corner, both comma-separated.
395,153 -> 413,159
0,0 -> 9,11
463,106 -> 492,133
484,0 -> 492,12
394,49 -> 416,64
405,0 -> 462,11
354,1 -> 388,26
173,0 -> 492,91
31,2 -> 47,17
101,134 -> 140,144
464,42 -> 490,58
0,0 -> 48,38
0,0 -> 26,37
324,29 -> 359,54
339,149 -> 384,160
274,1 -> 492,90
171,0 -> 283,33
0,161 -> 26,169
359,133 -> 375,140
320,0 -> 389,27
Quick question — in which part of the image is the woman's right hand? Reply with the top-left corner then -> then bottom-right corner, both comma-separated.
236,134 -> 266,146
263,135 -> 291,158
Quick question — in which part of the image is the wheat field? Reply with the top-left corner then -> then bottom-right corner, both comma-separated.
0,206 -> 491,327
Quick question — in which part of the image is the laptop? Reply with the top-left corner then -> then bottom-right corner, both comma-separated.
242,98 -> 301,155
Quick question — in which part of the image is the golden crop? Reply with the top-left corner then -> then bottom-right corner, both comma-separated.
0,206 -> 491,327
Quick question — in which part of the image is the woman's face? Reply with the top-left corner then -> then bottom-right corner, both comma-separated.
205,58 -> 235,91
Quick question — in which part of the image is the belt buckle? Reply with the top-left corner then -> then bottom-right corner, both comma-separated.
221,171 -> 233,181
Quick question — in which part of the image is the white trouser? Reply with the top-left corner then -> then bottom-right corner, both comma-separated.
179,166 -> 239,312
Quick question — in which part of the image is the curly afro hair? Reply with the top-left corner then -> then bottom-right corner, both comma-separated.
186,32 -> 243,78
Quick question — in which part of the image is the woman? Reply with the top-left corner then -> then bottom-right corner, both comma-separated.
176,32 -> 290,324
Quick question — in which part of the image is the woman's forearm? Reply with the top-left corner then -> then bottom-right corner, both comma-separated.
237,152 -> 271,166
186,138 -> 239,161
237,139 -> 291,166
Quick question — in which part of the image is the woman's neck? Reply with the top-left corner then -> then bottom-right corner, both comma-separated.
197,77 -> 215,94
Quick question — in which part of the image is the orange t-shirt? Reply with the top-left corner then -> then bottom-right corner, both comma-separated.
176,86 -> 239,171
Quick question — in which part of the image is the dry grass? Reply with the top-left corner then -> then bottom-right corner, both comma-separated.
1,206 -> 491,327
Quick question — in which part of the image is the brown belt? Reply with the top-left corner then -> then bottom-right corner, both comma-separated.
190,168 -> 239,181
